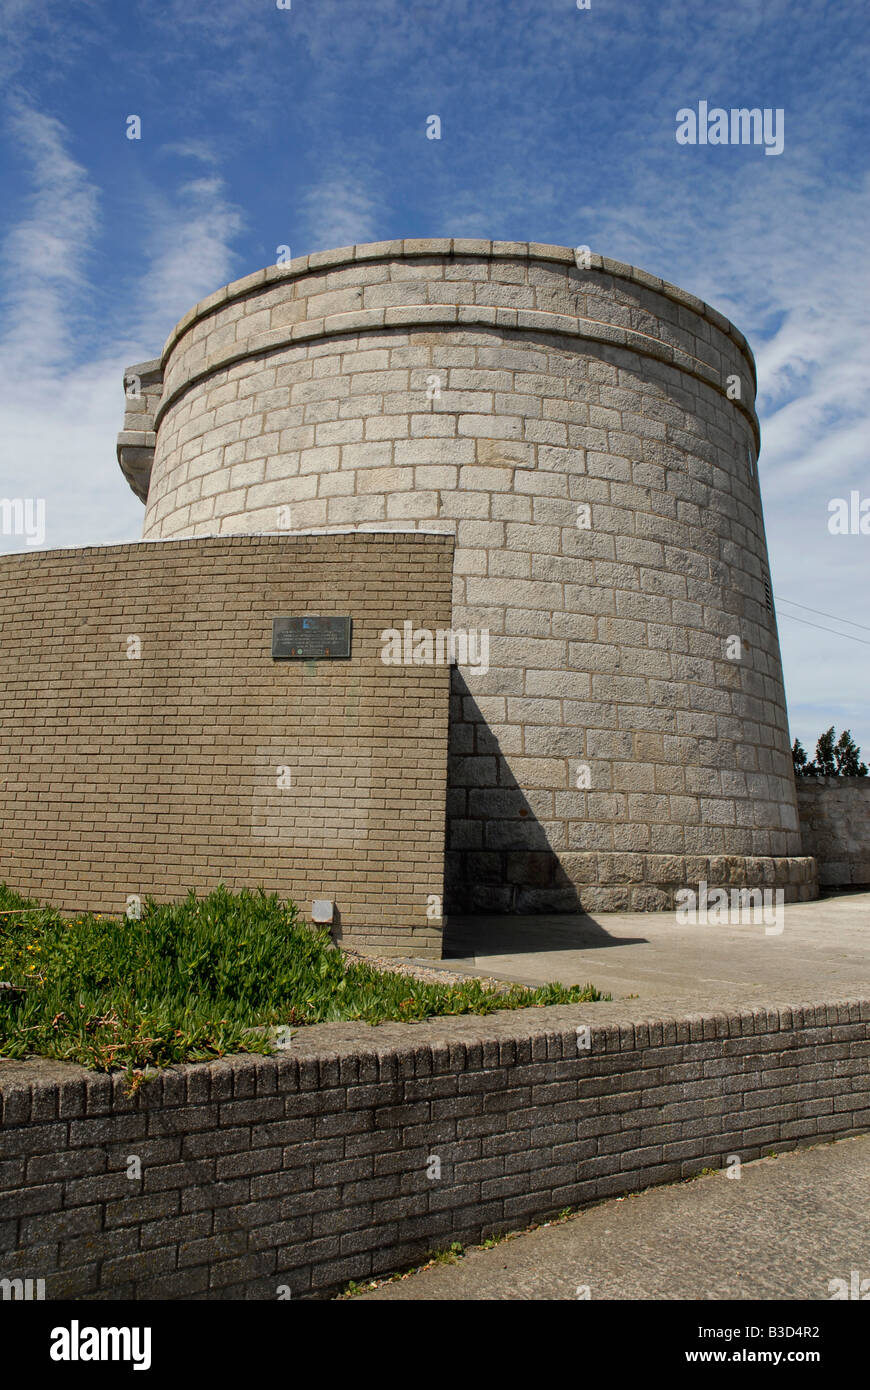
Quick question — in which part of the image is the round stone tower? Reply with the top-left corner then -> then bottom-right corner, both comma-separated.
118,239 -> 816,912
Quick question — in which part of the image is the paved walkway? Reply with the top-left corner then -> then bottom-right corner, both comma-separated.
357,1134 -> 870,1300
439,891 -> 870,1013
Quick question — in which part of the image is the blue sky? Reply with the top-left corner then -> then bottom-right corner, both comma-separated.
0,0 -> 867,757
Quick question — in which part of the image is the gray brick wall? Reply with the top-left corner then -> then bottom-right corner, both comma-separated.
2,1000 -> 867,1299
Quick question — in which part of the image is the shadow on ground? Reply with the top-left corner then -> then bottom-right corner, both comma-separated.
444,913 -> 648,957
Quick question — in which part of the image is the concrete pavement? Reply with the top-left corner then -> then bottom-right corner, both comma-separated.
356,1134 -> 870,1300
440,890 -> 870,1013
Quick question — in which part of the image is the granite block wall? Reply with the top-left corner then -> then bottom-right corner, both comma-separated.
796,779 -> 870,887
117,241 -> 814,913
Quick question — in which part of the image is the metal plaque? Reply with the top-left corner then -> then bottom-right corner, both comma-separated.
271,615 -> 352,661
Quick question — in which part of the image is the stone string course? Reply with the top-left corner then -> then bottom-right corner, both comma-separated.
119,241 -> 813,913
1,999 -> 868,1299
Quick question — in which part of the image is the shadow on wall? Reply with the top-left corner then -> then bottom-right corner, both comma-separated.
444,671 -> 621,921
442,674 -> 650,954
444,672 -> 569,914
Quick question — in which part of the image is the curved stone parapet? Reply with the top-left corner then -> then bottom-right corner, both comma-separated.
121,240 -> 815,911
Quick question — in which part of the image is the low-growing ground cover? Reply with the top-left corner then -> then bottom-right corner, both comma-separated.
0,883 -> 607,1072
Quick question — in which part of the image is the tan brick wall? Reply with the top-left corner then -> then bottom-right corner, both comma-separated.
0,533 -> 453,956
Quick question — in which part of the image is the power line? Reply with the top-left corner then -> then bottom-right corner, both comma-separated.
775,595 -> 870,635
777,612 -> 870,647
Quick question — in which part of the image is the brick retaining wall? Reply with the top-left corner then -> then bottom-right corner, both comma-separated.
2,999 -> 868,1299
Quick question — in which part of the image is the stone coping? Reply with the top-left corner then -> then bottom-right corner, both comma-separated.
158,241 -> 756,380
0,530 -> 451,570
2,995 -> 867,1109
117,241 -> 762,504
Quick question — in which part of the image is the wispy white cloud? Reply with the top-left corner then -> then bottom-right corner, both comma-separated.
0,108 -> 245,553
0,100 -> 100,372
159,139 -> 221,167
133,172 -> 246,348
299,170 -> 382,253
